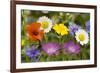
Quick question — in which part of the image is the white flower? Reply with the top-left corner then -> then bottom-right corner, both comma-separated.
37,16 -> 53,33
75,29 -> 89,45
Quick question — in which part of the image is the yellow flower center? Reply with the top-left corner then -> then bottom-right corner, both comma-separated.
41,21 -> 49,29
78,34 -> 85,41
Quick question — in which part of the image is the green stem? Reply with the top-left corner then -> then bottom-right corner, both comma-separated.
44,34 -> 48,43
59,37 -> 61,44
59,36 -> 62,44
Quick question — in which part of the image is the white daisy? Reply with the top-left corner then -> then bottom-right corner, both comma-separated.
37,16 -> 53,33
75,29 -> 89,45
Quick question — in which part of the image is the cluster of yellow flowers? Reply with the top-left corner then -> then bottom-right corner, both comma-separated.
53,23 -> 69,36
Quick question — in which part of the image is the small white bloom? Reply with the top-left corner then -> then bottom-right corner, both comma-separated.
75,29 -> 89,45
37,16 -> 53,33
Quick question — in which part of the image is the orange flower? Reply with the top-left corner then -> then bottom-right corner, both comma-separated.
26,22 -> 44,41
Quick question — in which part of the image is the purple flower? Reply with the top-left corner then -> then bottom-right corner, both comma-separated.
86,20 -> 90,33
25,46 -> 40,58
42,42 -> 60,56
63,41 -> 80,54
68,22 -> 81,36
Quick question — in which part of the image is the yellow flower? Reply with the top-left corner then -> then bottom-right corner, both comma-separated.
21,39 -> 25,46
53,23 -> 69,36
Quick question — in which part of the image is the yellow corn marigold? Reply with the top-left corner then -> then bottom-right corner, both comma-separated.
53,23 -> 69,36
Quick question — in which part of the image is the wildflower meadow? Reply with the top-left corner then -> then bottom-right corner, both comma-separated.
21,10 -> 90,63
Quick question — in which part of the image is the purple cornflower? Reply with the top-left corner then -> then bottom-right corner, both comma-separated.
68,22 -> 81,36
25,46 -> 40,58
86,20 -> 90,33
63,41 -> 80,54
42,42 -> 60,56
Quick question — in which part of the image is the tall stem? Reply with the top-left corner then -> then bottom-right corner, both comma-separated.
59,36 -> 62,44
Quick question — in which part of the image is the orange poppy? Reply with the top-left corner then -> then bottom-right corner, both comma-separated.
26,22 -> 44,41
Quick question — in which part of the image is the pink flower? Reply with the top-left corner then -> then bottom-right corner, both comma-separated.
42,42 -> 60,56
63,41 -> 80,54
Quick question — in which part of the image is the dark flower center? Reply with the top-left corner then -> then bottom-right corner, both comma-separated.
32,31 -> 39,35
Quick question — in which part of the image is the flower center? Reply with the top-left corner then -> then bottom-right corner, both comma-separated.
47,48 -> 55,53
69,47 -> 75,52
78,34 -> 85,41
32,31 -> 39,36
42,21 -> 49,29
